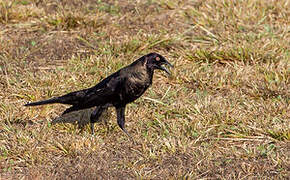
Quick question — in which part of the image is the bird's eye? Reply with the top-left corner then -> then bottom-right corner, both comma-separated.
155,57 -> 160,61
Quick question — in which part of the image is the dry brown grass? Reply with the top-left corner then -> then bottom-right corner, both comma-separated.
0,0 -> 289,179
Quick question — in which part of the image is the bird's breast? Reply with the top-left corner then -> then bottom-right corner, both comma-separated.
123,71 -> 151,102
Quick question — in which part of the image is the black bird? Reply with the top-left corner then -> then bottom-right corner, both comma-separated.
25,52 -> 173,138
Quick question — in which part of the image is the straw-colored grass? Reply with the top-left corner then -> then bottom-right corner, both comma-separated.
0,0 -> 289,179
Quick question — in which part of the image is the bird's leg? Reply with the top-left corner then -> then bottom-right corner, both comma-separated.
90,106 -> 106,135
116,106 -> 134,142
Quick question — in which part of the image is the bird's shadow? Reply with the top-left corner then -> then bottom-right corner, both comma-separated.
51,108 -> 112,129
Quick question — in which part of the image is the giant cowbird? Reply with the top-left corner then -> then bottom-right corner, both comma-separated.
25,52 -> 173,138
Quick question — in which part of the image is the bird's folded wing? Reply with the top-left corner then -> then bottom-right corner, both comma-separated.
82,76 -> 126,104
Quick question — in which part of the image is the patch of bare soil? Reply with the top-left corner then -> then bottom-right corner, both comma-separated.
1,28 -> 97,64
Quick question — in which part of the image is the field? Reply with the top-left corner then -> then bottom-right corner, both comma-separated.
0,0 -> 289,179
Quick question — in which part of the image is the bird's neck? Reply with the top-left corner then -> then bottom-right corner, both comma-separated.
125,60 -> 154,85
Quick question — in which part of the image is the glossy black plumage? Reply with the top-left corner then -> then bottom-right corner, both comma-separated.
25,52 -> 173,138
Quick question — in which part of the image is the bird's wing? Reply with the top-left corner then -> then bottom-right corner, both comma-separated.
52,71 -> 126,107
80,75 -> 126,105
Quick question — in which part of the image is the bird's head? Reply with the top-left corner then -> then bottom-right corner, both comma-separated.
145,53 -> 173,75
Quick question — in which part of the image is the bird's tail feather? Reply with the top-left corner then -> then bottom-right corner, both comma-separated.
24,97 -> 59,106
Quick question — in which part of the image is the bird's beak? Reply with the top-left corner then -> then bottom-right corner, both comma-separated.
159,60 -> 174,75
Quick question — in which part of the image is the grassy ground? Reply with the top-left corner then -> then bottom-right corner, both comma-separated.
0,0 -> 289,179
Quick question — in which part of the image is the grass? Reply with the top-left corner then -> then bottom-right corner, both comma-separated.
0,0 -> 289,179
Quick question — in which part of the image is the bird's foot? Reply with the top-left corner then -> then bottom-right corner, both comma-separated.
123,129 -> 136,144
